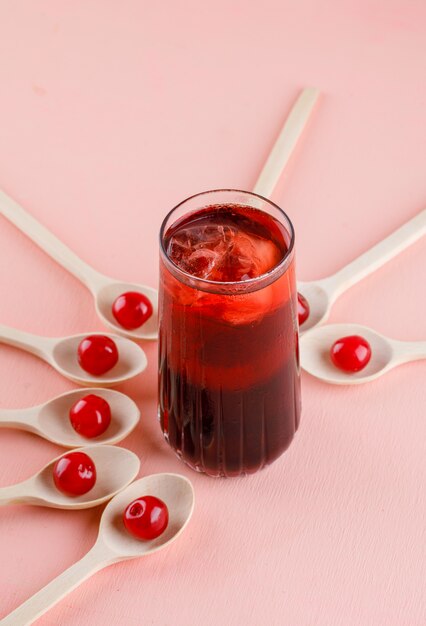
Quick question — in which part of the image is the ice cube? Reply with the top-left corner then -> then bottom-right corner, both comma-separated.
248,236 -> 282,276
182,248 -> 220,279
168,239 -> 189,264
168,223 -> 282,282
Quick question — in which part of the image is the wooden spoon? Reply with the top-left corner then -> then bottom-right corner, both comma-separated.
300,322 -> 426,384
0,445 -> 140,508
0,388 -> 140,447
0,325 -> 147,386
0,188 -> 158,341
298,209 -> 426,332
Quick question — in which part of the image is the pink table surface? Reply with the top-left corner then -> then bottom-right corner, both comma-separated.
0,2 -> 425,625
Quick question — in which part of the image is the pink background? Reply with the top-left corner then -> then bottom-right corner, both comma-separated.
0,1 -> 425,624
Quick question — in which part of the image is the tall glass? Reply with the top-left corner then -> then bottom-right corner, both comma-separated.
159,190 -> 301,477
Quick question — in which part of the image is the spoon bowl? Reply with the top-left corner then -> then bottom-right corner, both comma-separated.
100,473 -> 195,558
35,445 -> 141,509
36,388 -> 140,447
95,281 -> 158,341
297,281 -> 331,332
301,323 -> 402,384
0,445 -> 140,509
52,332 -> 148,386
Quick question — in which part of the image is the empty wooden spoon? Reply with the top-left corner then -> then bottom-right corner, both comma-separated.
300,322 -> 426,384
1,473 -> 194,625
0,325 -> 147,386
0,388 -> 140,447
0,188 -> 158,341
0,445 -> 140,508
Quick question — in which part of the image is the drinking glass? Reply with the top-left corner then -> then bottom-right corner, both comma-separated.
159,190 -> 300,477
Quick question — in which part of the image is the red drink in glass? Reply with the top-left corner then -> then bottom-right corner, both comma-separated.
159,190 -> 300,477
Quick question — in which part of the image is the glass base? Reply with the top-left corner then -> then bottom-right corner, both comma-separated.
160,429 -> 294,478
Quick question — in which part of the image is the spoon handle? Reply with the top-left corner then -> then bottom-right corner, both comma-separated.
0,407 -> 37,432
0,543 -> 109,625
0,481 -> 30,506
0,187 -> 106,291
252,88 -> 320,198
0,324 -> 54,360
324,209 -> 426,298
393,340 -> 426,364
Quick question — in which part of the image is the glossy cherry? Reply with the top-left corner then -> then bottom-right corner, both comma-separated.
112,292 -> 153,330
330,335 -> 372,372
123,495 -> 169,540
69,394 -> 111,438
77,335 -> 119,375
53,451 -> 97,496
297,292 -> 310,326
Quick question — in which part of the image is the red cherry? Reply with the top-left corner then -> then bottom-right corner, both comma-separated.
123,496 -> 169,540
330,335 -> 372,372
297,292 -> 310,326
53,452 -> 96,496
69,394 -> 111,438
112,292 -> 153,330
77,335 -> 119,375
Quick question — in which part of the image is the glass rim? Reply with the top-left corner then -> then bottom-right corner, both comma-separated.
159,189 -> 295,294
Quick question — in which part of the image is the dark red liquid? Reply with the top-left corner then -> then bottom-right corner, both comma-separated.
159,204 -> 300,477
